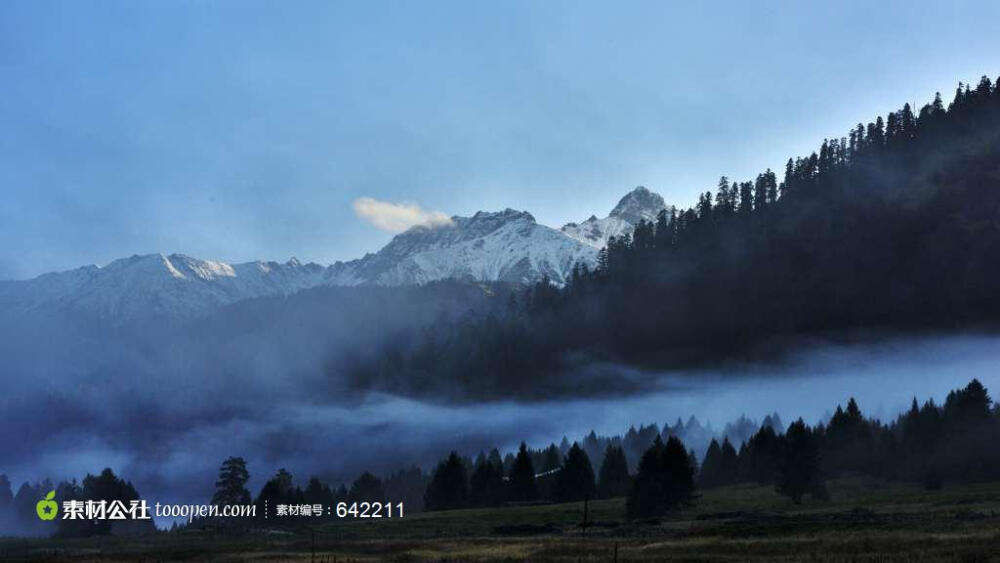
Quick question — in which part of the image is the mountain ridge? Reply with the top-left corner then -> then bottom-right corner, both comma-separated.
0,187 -> 670,322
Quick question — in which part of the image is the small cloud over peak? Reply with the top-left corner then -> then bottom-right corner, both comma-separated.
352,197 -> 454,233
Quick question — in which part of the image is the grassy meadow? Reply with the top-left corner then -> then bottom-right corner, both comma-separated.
3,477 -> 1000,562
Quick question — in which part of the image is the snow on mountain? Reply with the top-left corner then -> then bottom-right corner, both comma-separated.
561,186 -> 673,249
336,208 -> 598,286
0,253 -> 330,321
0,211 -> 596,321
2,187 -> 671,322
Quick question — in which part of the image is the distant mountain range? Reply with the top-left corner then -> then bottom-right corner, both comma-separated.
0,186 -> 670,322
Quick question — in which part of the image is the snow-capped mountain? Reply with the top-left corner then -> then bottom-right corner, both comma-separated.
1,187 -> 671,322
0,253 -> 332,321
332,208 -> 597,286
0,209 -> 596,322
561,186 -> 673,249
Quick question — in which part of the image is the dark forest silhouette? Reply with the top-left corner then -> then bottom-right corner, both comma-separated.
350,76 -> 1000,398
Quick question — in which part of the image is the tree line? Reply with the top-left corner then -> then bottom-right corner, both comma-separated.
416,379 -> 1000,514
172,378 -> 1000,522
4,379 -> 999,534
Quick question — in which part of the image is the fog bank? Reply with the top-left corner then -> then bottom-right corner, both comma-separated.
3,332 -> 998,529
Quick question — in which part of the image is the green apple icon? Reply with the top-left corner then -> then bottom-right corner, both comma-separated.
36,490 -> 58,521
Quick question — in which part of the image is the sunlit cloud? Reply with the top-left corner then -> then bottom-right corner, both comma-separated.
352,197 -> 454,233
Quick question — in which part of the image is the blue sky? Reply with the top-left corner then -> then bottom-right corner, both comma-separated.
2,0 -> 998,279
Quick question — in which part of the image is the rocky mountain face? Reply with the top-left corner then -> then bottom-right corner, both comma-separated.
560,186 -> 673,249
330,209 -> 598,287
1,187 -> 671,322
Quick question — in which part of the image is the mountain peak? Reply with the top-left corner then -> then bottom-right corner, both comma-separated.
609,185 -> 667,225
561,186 -> 671,249
336,205 -> 593,286
469,208 -> 535,223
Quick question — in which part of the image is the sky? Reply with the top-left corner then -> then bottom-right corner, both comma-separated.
2,0 -> 999,280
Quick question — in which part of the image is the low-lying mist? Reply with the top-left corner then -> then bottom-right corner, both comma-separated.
3,288 -> 999,534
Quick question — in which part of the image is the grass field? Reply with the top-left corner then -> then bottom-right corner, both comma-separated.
3,477 -> 1000,562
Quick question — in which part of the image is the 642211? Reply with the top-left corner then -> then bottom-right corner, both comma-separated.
335,501 -> 404,518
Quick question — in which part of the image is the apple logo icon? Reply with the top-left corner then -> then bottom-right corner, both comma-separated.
36,490 -> 58,521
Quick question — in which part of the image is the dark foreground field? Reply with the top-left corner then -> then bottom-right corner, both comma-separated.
3,477 -> 1000,562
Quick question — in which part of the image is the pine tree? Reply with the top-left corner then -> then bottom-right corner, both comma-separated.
537,443 -> 562,500
781,158 -> 795,196
597,445 -> 631,498
715,177 -> 732,217
699,439 -> 723,488
900,103 -> 916,139
745,425 -> 782,484
654,208 -> 671,249
944,379 -> 991,424
469,455 -> 505,507
753,173 -> 768,210
555,442 -> 596,502
508,442 -> 538,502
349,472 -> 385,502
697,192 -> 714,220
932,92 -> 944,114
873,116 -> 885,145
257,469 -> 295,516
424,452 -> 468,511
738,181 -> 753,215
596,247 -> 609,275
626,436 -> 695,518
334,483 -> 349,503
776,419 -> 827,504
541,443 -> 561,471
304,477 -> 334,510
211,457 -> 251,506
720,437 -> 739,484
886,112 -> 899,141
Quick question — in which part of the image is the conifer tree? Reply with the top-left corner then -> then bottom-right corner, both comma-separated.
424,452 -> 468,511
508,442 -> 538,502
626,436 -> 695,518
469,455 -> 504,507
349,472 -> 385,502
720,437 -> 739,483
699,439 -> 723,488
744,425 -> 782,484
555,442 -> 596,502
777,419 -> 827,504
334,483 -> 349,503
597,445 -> 631,499
738,181 -> 753,214
753,174 -> 768,210
304,477 -> 334,510
211,457 -> 251,506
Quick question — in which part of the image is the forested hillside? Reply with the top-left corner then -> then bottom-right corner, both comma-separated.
353,77 -> 1000,398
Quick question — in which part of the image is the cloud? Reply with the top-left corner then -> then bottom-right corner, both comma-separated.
352,197 -> 454,233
